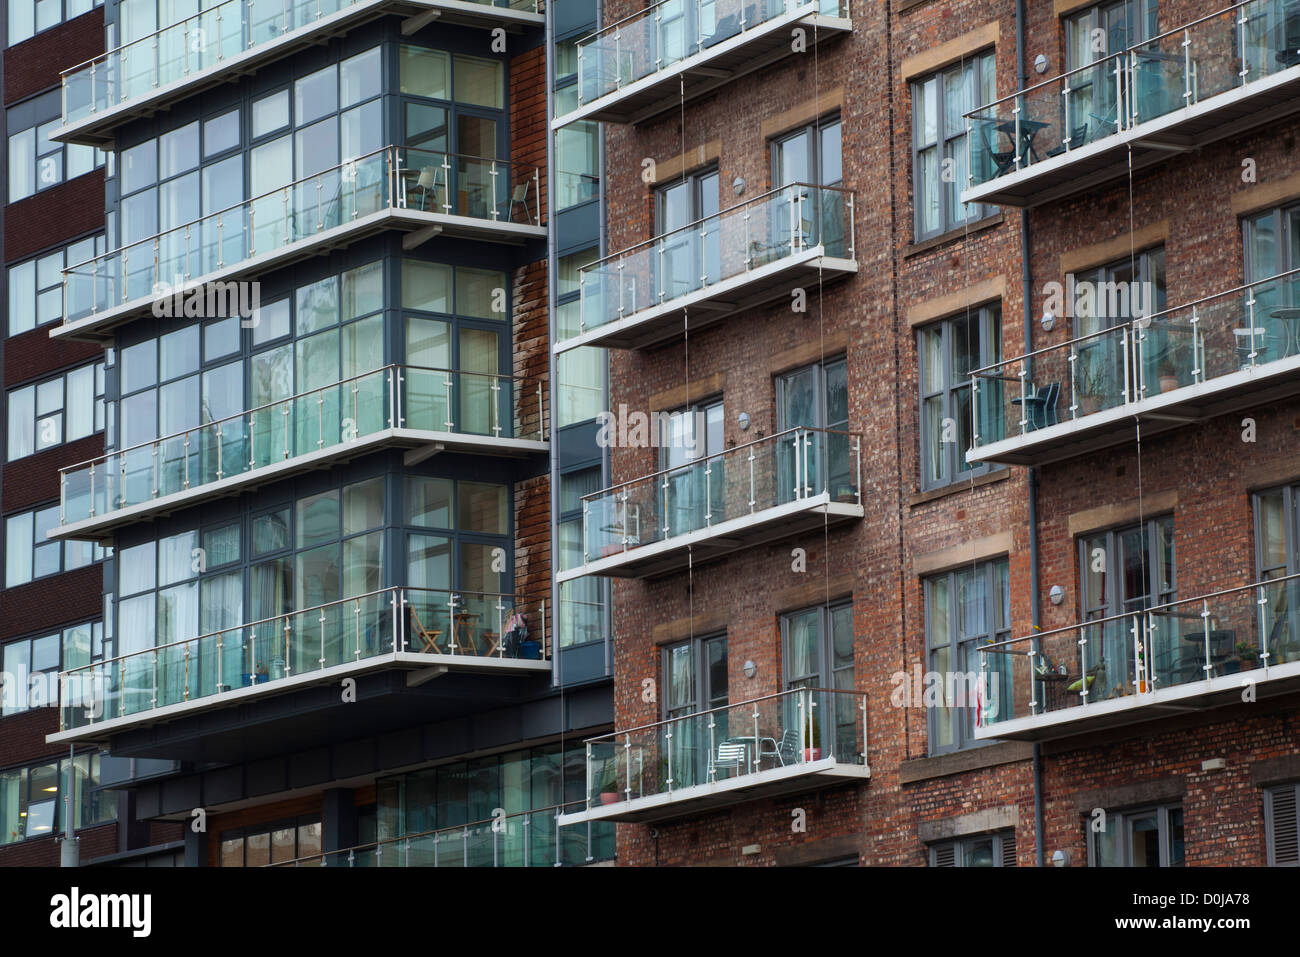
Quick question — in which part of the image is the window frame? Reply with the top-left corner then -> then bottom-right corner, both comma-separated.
929,829 -> 1017,867
1087,802 -> 1184,867
923,557 -> 1011,755
917,306 -> 1002,491
1265,781 -> 1300,866
6,359 -> 106,460
910,52 -> 994,241
6,0 -> 103,47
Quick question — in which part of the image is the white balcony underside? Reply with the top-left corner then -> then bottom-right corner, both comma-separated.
56,0 -> 544,147
53,206 -> 545,343
558,758 -> 869,825
968,351 -> 1300,467
551,8 -> 850,128
962,63 -> 1300,208
975,657 -> 1300,743
52,426 -> 548,544
554,251 -> 856,354
556,494 -> 863,582
46,650 -> 551,747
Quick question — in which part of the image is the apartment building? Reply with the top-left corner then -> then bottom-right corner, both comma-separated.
558,0 -> 1300,867
1,0 -> 617,867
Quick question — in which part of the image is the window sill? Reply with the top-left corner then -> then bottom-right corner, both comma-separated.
909,468 -> 1009,507
905,213 -> 1004,259
899,740 -> 1033,784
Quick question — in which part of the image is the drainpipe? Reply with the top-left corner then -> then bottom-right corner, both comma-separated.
1015,0 -> 1047,869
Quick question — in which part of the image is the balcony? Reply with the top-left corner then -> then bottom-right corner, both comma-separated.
558,687 -> 869,825
556,427 -> 863,581
56,0 -> 544,147
553,0 -> 851,127
962,0 -> 1300,208
555,184 -> 856,354
54,364 -> 547,543
49,587 -> 551,747
968,268 -> 1300,467
976,573 -> 1300,742
267,801 -> 612,866
54,146 -> 544,343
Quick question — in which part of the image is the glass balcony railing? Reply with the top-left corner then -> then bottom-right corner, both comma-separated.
966,0 -> 1300,190
582,687 -> 868,811
58,586 -> 550,734
573,183 -> 854,343
580,426 -> 861,564
61,0 -> 541,128
58,364 -> 545,529
970,267 -> 1300,455
266,802 -> 613,867
980,573 -> 1300,731
576,0 -> 846,106
61,146 -> 541,325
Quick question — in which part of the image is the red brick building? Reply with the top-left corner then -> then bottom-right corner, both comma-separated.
555,0 -> 1300,866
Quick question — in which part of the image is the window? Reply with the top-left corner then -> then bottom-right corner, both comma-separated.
0,752 -> 116,845
1252,484 -> 1300,666
1064,0 -> 1159,141
7,234 -> 107,335
772,116 -> 847,257
930,830 -> 1017,866
654,167 -> 720,300
4,505 -> 108,587
1265,782 -> 1300,866
1071,248 -> 1169,402
911,53 -> 994,239
554,40 -> 599,208
918,306 -> 1001,490
557,467 -> 604,648
7,0 -> 102,46
781,602 -> 855,757
1078,516 -> 1175,699
555,247 -> 605,427
2,622 -> 104,717
777,356 -> 851,499
7,360 -> 105,460
114,476 -> 385,692
219,816 -> 322,866
1243,204 -> 1300,363
662,634 -> 728,787
405,476 -> 510,597
924,559 -> 1010,754
7,117 -> 105,202
375,740 -> 614,866
1090,803 -> 1184,866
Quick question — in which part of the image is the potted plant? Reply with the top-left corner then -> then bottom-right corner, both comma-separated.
1075,361 -> 1108,414
597,758 -> 621,805
1236,641 -> 1258,672
1157,359 -> 1179,394
802,712 -> 822,761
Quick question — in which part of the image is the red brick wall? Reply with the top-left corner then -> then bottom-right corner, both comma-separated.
3,9 -> 104,106
510,45 -> 548,225
596,0 -> 1300,867
4,171 -> 106,264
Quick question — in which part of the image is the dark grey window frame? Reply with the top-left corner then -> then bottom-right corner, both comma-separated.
661,632 -> 728,722
909,52 -> 994,242
923,557 -> 1010,755
1087,802 -> 1184,866
769,114 -> 843,189
917,306 -> 1001,491
1265,781 -> 1300,866
929,829 -> 1016,866
1077,515 -> 1176,619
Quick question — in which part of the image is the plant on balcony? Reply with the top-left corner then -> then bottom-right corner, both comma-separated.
1235,641 -> 1259,671
596,758 -> 621,805
1157,359 -> 1180,394
1077,358 -> 1116,414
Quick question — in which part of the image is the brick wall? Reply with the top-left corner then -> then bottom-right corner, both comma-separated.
4,171 -> 106,264
3,10 -> 104,105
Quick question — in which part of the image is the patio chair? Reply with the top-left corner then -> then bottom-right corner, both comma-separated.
979,124 -> 1016,178
757,727 -> 802,768
509,181 -> 532,225
1046,124 -> 1090,158
409,604 -> 444,654
714,741 -> 748,778
1012,381 -> 1060,431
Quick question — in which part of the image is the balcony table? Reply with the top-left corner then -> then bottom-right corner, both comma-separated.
996,118 -> 1050,164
